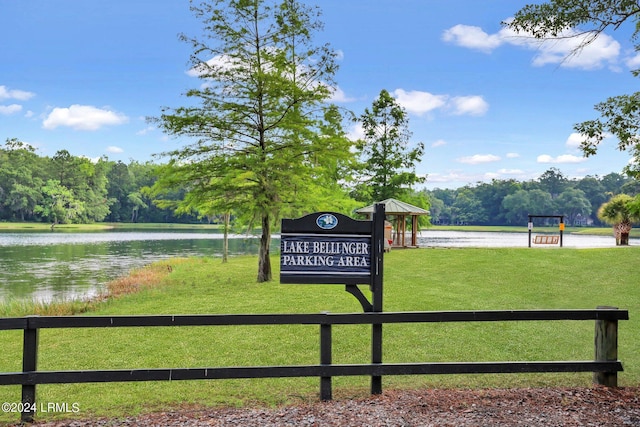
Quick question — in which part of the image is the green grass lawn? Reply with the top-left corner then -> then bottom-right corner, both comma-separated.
0,247 -> 638,423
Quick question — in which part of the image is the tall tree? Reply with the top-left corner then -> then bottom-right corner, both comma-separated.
507,1 -> 640,176
0,138 -> 44,221
354,89 -> 425,203
554,188 -> 592,225
34,179 -> 84,229
151,0 -> 345,282
451,188 -> 487,225
537,168 -> 568,199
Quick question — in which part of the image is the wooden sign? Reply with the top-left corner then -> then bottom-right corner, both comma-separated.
280,212 -> 374,284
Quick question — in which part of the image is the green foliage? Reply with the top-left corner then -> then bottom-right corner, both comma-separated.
0,140 -> 198,225
597,193 -> 640,244
151,0 -> 354,282
429,169 -> 631,226
33,179 -> 84,227
354,89 -> 425,203
598,194 -> 635,226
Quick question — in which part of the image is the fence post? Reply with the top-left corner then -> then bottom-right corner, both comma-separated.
21,315 -> 39,423
320,322 -> 332,401
594,306 -> 619,387
370,203 -> 385,395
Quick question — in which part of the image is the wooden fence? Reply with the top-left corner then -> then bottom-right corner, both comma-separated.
0,307 -> 628,423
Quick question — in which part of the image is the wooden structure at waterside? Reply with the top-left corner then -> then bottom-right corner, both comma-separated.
356,198 -> 430,248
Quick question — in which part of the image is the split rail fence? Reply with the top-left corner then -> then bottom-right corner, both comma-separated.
0,307 -> 628,423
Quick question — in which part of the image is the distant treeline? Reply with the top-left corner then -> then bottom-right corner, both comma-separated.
0,139 -> 199,225
424,168 -> 640,227
1,139 -> 637,227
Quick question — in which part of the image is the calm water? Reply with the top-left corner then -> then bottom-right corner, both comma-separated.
418,230 -> 639,248
0,230 -> 263,303
0,229 -> 635,303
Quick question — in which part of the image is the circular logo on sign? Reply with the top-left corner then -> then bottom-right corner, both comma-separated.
316,213 -> 338,230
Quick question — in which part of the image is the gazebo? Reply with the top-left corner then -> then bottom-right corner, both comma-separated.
356,198 -> 430,248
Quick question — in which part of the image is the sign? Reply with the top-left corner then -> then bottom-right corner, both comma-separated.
280,212 -> 374,284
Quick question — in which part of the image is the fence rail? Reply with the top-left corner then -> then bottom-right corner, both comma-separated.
0,308 -> 628,423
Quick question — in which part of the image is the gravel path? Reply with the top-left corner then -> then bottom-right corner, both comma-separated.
13,387 -> 640,426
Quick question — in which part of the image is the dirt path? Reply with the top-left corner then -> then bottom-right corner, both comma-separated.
13,386 -> 640,426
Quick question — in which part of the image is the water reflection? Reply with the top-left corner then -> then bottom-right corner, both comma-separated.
0,231 -> 264,303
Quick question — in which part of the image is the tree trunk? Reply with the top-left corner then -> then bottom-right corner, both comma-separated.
222,212 -> 230,263
257,213 -> 272,282
619,232 -> 630,246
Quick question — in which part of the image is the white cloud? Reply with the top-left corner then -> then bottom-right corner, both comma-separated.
443,21 -> 622,71
329,86 -> 355,103
442,24 -> 503,53
0,85 -> 35,101
625,53 -> 640,69
506,152 -> 520,158
431,139 -> 447,148
497,168 -> 525,175
537,154 -> 587,164
186,55 -> 232,78
136,126 -> 156,136
392,89 -> 488,117
43,105 -> 129,131
449,96 -> 489,116
0,104 -> 22,115
530,30 -> 620,70
426,169 -> 522,188
457,154 -> 501,164
393,89 -> 447,115
106,146 -> 124,154
566,132 -> 584,149
347,122 -> 365,141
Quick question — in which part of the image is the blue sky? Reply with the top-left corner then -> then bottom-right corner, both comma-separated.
1,0 -> 636,189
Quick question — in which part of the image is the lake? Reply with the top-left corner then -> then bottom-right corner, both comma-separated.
0,229 -> 635,303
418,230 -> 639,248
0,230 -> 264,303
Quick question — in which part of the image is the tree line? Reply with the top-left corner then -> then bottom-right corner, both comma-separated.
0,138 -> 200,226
424,168 -> 640,227
2,137 -> 637,231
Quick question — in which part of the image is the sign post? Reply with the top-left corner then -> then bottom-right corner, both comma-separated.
280,204 -> 386,395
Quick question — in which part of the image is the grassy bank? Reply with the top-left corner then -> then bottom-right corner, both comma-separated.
0,247 -> 639,422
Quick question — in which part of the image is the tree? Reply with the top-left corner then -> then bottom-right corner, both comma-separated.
34,179 -> 84,229
575,176 -> 607,225
537,168 -> 568,199
451,188 -> 486,225
507,1 -> 640,176
598,194 -> 639,245
554,188 -> 592,225
501,190 -> 531,225
354,89 -> 425,203
152,0 -> 346,282
0,138 -> 44,221
474,179 -> 521,225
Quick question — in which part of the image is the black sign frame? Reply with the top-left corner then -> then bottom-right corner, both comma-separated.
280,212 -> 374,285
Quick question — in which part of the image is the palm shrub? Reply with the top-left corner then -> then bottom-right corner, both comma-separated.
597,194 -> 639,245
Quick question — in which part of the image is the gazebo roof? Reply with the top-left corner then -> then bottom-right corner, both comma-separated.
355,198 -> 430,216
